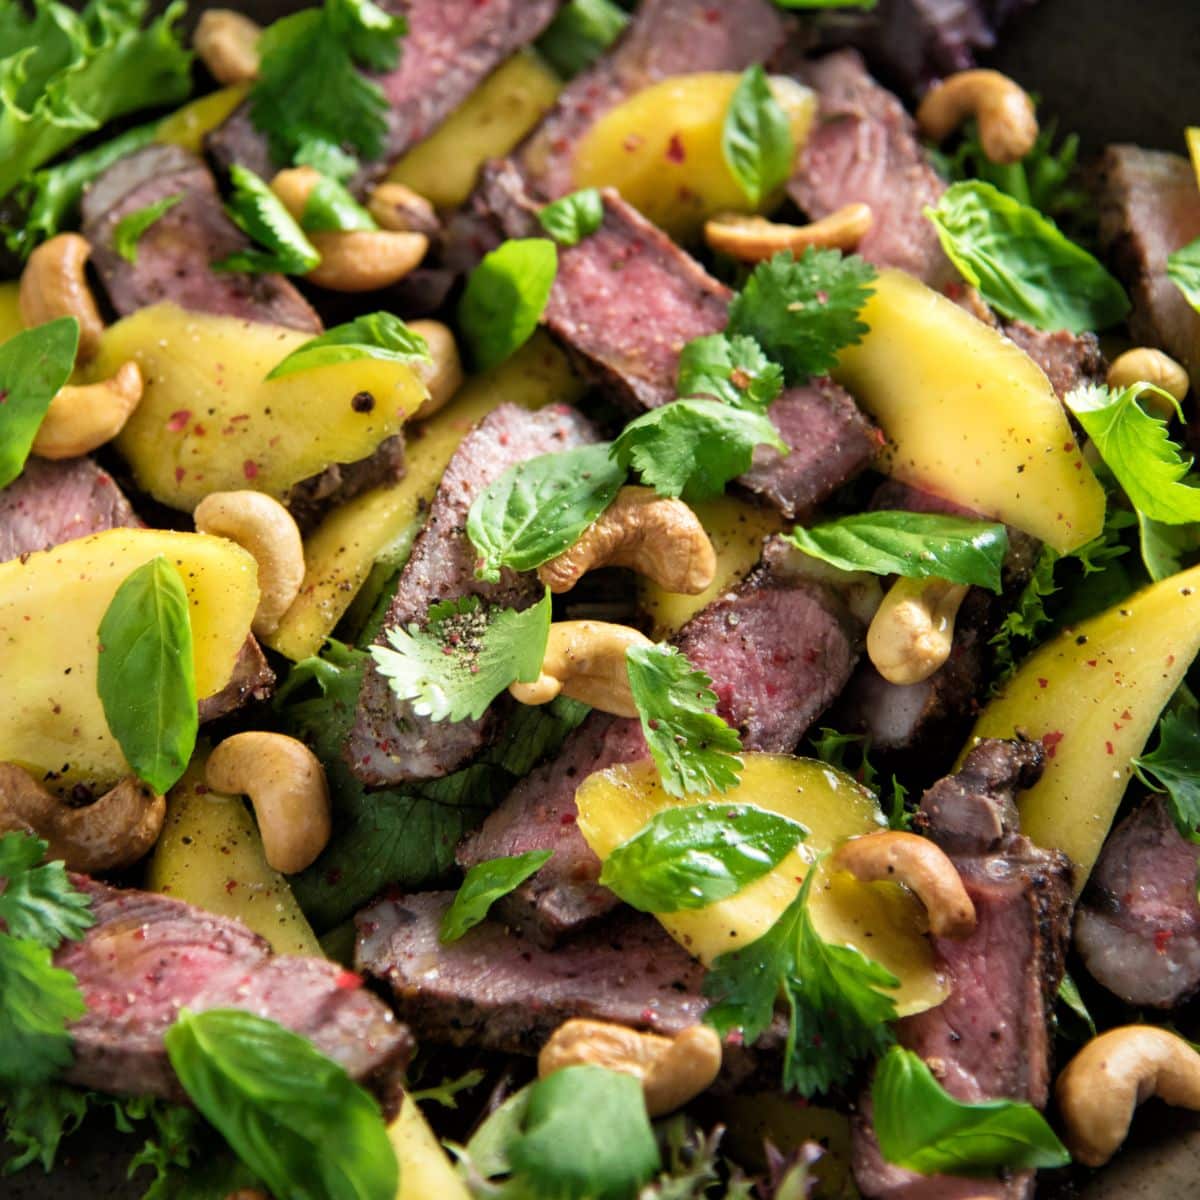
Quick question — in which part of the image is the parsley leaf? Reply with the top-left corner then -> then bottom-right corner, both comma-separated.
112,193 -> 182,264
536,0 -> 629,79
266,312 -> 430,380
440,850 -> 553,942
371,590 -> 551,723
214,164 -> 320,275
610,398 -> 786,502
722,65 -> 795,208
459,238 -> 558,371
1133,708 -> 1200,843
676,332 -> 783,412
1168,238 -> 1200,314
784,511 -> 1009,591
300,173 -> 376,233
538,187 -> 604,246
873,1045 -> 1070,1174
0,835 -> 94,949
727,248 -> 877,382
466,443 -> 626,583
625,644 -> 743,799
925,181 -> 1129,333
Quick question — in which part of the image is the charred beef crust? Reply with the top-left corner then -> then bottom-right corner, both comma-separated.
197,637 -> 276,722
1003,320 -> 1107,399
284,433 -> 407,533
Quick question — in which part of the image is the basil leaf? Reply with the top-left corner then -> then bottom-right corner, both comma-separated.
1133,708 -> 1200,843
925,181 -> 1129,333
112,193 -> 182,264
458,238 -> 558,371
873,1045 -> 1070,1174
676,332 -> 783,412
536,0 -> 628,79
266,312 -> 431,380
722,65 -> 795,208
301,174 -> 377,233
1057,971 -> 1097,1040
164,1009 -> 398,1200
539,187 -> 604,246
440,850 -> 553,942
96,556 -> 198,795
466,443 -> 626,583
784,512 -> 1009,592
1167,238 -> 1200,313
0,317 -> 79,488
214,165 -> 321,275
599,803 -> 805,913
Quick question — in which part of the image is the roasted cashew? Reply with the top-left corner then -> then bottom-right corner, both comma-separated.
1056,1026 -> 1200,1166
367,182 -> 441,236
916,69 -> 1038,164
704,203 -> 873,262
0,762 -> 164,873
508,621 -> 652,717
19,233 -> 106,364
205,732 -> 331,874
306,230 -> 429,292
867,577 -> 969,686
408,320 -> 464,419
194,9 -> 262,85
32,362 -> 144,460
269,166 -> 323,221
538,487 -> 717,597
1107,348 -> 1190,420
193,491 -> 305,638
833,831 -> 975,939
539,1019 -> 723,1117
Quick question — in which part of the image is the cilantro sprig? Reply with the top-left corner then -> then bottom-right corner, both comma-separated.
1134,707 -> 1200,843
676,332 -> 783,412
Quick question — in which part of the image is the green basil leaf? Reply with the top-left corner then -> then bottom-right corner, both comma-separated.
925,181 -> 1129,333
301,174 -> 377,233
458,238 -> 558,371
599,803 -> 805,912
538,187 -> 604,246
266,312 -> 431,380
440,850 -> 553,942
96,556 -> 198,795
1133,707 -> 1200,843
0,317 -> 79,488
112,193 -> 182,264
784,511 -> 1009,592
873,1045 -> 1070,1174
164,1009 -> 398,1200
1167,237 -> 1200,313
536,0 -> 628,79
676,332 -> 783,412
722,65 -> 795,208
466,443 -> 626,583
214,164 -> 321,275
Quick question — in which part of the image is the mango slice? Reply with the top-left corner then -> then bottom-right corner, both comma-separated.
390,1096 -> 472,1200
156,84 -> 250,155
833,269 -> 1106,553
576,755 -> 948,1017
0,281 -> 21,343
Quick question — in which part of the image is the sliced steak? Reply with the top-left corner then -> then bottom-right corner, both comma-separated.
197,637 -> 275,722
1097,145 -> 1200,386
1003,320 -> 1107,399
0,457 -> 139,562
285,433 -> 407,532
58,878 -> 412,1106
1075,798 -> 1200,1009
347,403 -> 600,785
81,144 -> 320,331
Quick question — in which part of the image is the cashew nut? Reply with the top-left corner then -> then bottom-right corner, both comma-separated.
539,1019 -> 723,1116
1056,1026 -> 1200,1166
833,831 -> 976,939
408,319 -> 463,420
1107,348 -> 1190,420
916,69 -> 1038,164
19,233 -> 106,364
704,203 -> 873,263
306,230 -> 429,292
31,362 -> 144,460
269,166 -> 323,222
194,9 -> 262,85
538,487 -> 717,597
193,491 -> 305,638
0,762 -> 164,873
867,576 -> 969,686
508,621 -> 653,717
367,183 -> 441,236
205,733 -> 331,874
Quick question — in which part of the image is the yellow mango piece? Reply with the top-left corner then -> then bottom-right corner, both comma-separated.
576,756 -> 947,1017
1187,127 -> 1200,192
639,496 -> 782,638
146,754 -> 321,957
571,73 -> 815,241
156,84 -> 250,155
95,303 -> 426,511
967,563 -> 1200,891
0,281 -> 22,343
390,1096 -> 472,1200
268,332 -> 584,660
833,269 -> 1105,554
387,50 -> 561,210
0,529 -> 258,789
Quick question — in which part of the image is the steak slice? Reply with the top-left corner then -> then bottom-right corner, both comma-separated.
1097,145 -> 1200,387
58,878 -> 412,1106
1003,320 -> 1107,399
285,433 -> 407,533
197,637 -> 275,723
1075,798 -> 1200,1009
347,403 -> 600,785
81,144 -> 321,331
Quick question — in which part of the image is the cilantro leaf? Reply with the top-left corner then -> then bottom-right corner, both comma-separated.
0,834 -> 94,949
293,137 -> 359,183
722,65 -> 795,208
1167,238 -> 1200,314
1,1083 -> 90,1174
459,238 -> 558,371
625,644 -> 743,799
873,1046 -> 1070,1174
784,511 -> 1009,591
610,398 -> 786,502
536,0 -> 629,79
300,173 -> 376,233
1133,708 -> 1200,843
727,248 -> 877,382
925,181 -> 1129,333
538,188 -> 604,246
371,590 -> 551,723
266,313 -> 430,380
466,443 -> 626,584
676,332 -> 783,412
440,850 -> 553,942
113,193 -> 181,264
214,165 -> 320,275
